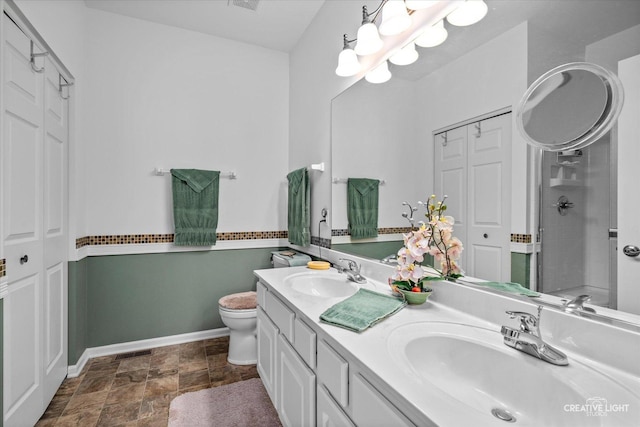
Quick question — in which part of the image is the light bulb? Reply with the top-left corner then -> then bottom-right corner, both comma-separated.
405,0 -> 439,10
355,22 -> 383,56
447,0 -> 488,26
335,48 -> 361,77
366,61 -> 392,84
390,42 -> 419,66
379,0 -> 412,36
415,20 -> 448,48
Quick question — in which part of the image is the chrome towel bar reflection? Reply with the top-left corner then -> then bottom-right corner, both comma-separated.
332,178 -> 386,185
153,168 -> 237,179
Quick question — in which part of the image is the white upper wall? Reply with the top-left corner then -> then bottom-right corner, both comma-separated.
15,1 -> 291,240
83,9 -> 289,235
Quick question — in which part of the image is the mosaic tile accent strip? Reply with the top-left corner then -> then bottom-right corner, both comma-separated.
76,231 -> 289,248
332,227 -> 412,237
0,258 -> 5,278
510,234 -> 532,244
311,236 -> 331,249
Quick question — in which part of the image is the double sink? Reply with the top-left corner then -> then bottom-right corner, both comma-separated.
279,269 -> 639,426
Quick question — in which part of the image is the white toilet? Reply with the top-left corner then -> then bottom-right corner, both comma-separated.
218,291 -> 257,365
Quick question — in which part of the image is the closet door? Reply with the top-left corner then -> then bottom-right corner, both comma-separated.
466,113 -> 511,282
434,126 -> 468,272
42,55 -> 68,402
2,14 -> 45,426
434,113 -> 511,281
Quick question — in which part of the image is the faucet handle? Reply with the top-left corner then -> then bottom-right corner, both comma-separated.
505,309 -> 538,333
338,258 -> 360,272
565,294 -> 591,309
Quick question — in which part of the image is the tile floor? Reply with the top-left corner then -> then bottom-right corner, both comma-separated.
35,336 -> 259,426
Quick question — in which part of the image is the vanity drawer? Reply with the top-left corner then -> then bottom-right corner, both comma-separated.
294,317 -> 316,370
317,340 -> 349,407
265,291 -> 295,343
256,281 -> 267,307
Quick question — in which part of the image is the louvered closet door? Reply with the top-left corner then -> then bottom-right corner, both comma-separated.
2,14 -> 45,426
42,55 -> 68,403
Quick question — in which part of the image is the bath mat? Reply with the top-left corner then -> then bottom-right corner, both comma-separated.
168,378 -> 281,427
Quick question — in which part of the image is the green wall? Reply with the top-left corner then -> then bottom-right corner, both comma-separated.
332,241 -> 403,261
1,299 -> 3,427
67,247 -> 279,364
511,252 -> 532,289
68,260 -> 88,365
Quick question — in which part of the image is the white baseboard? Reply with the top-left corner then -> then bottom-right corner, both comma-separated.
67,327 -> 230,378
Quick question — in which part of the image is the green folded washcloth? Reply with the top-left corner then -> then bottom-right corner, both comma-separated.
320,288 -> 406,332
478,281 -> 540,297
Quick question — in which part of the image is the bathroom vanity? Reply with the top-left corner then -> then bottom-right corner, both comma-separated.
254,263 -> 640,427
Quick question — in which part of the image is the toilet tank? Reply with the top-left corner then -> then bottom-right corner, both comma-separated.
272,251 -> 311,268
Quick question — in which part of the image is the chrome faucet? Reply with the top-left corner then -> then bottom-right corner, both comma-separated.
563,294 -> 596,314
336,258 -> 367,284
500,305 -> 569,366
380,254 -> 398,265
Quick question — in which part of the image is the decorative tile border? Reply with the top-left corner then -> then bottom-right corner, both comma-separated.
510,234 -> 532,244
331,227 -> 412,237
0,258 -> 5,278
76,231 -> 289,248
311,236 -> 331,249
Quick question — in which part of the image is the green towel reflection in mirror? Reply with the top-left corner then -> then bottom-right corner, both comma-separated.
478,281 -> 540,297
320,288 -> 406,332
347,178 -> 380,239
170,169 -> 219,246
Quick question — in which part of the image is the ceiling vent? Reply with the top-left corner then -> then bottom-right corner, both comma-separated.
229,0 -> 260,12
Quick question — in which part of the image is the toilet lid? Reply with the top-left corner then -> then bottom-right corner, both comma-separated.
219,291 -> 257,310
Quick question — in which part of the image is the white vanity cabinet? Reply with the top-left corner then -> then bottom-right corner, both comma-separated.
256,278 -> 419,427
257,281 -> 317,427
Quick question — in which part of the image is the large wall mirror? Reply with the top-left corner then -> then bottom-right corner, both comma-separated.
330,0 -> 640,316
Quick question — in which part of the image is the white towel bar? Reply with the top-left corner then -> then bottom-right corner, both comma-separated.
154,168 -> 237,179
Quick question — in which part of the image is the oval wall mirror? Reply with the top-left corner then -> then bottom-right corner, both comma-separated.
516,62 -> 624,151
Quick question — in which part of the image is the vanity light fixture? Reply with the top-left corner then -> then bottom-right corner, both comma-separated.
336,0 -> 488,82
354,5 -> 384,55
379,0 -> 412,36
446,0 -> 488,26
365,60 -> 392,83
405,0 -> 439,10
389,41 -> 419,65
415,19 -> 448,47
336,35 -> 362,77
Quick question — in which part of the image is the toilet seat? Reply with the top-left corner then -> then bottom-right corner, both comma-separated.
218,291 -> 257,310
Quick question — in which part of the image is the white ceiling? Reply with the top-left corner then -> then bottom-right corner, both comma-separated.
83,0 -> 326,52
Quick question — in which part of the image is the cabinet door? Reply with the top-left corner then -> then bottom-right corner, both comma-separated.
317,384 -> 355,427
351,374 -> 415,427
257,307 -> 278,406
277,334 -> 316,427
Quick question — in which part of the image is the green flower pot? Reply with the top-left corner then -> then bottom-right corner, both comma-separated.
398,288 -> 433,305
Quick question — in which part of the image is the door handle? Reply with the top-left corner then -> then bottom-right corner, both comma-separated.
20,254 -> 29,264
623,245 -> 640,258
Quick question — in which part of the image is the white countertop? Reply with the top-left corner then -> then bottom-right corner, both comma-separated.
254,265 -> 640,427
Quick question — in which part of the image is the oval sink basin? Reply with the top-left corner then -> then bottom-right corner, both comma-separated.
283,272 -> 358,298
388,322 -> 639,426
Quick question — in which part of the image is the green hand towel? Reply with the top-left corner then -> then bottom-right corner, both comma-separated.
320,288 -> 406,332
170,169 -> 219,246
287,168 -> 311,246
347,178 -> 380,239
479,281 -> 540,297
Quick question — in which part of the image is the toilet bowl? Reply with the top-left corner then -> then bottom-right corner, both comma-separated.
218,291 -> 257,365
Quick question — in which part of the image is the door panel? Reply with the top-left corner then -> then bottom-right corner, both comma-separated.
617,54 -> 640,314
3,275 -> 41,424
467,114 -> 511,282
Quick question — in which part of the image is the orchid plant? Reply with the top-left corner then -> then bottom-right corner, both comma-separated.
391,195 -> 464,293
